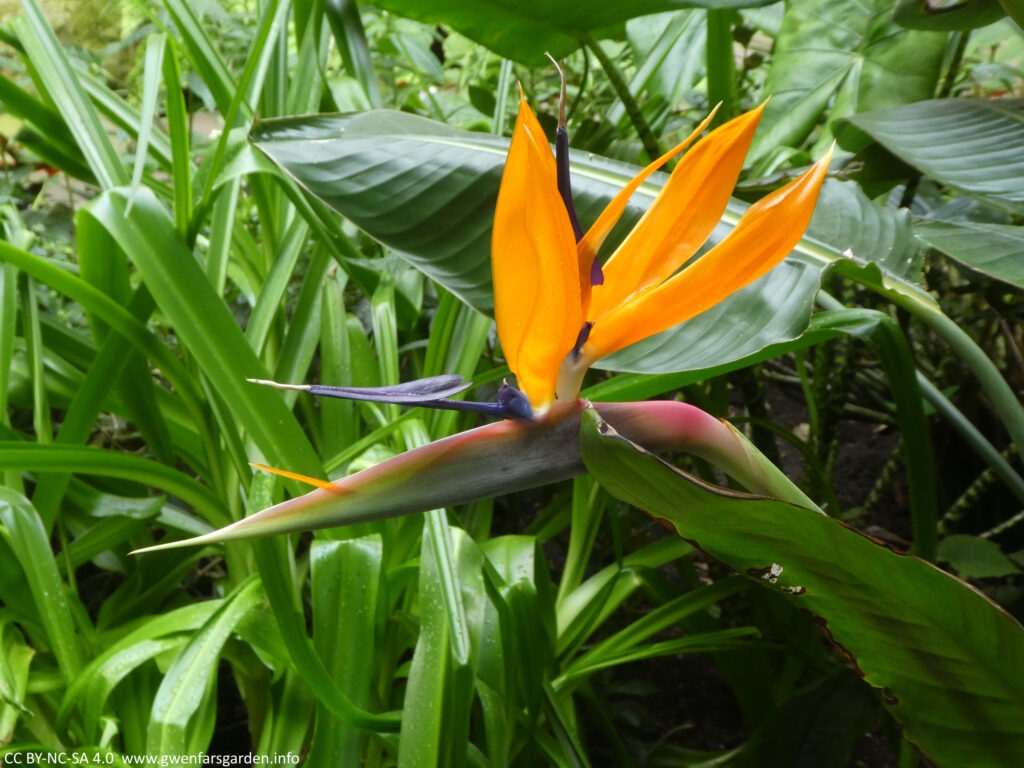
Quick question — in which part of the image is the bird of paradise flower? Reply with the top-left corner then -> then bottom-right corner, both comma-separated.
134,88 -> 830,553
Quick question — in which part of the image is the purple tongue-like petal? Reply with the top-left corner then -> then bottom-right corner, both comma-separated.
590,259 -> 605,286
248,374 -> 470,403
248,375 -> 537,421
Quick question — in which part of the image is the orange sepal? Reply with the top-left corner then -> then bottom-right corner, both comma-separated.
491,93 -> 582,412
251,463 -> 344,494
584,147 -> 832,361
587,102 -> 767,322
576,105 -> 719,313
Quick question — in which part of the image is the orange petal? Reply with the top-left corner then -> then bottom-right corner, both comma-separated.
583,148 -> 832,361
492,94 -> 582,412
576,105 -> 719,313
251,463 -> 343,494
587,102 -> 767,322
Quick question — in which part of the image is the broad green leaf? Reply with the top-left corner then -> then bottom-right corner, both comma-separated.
479,535 -> 557,731
578,406 -> 1024,768
399,527 -> 485,768
246,475 -> 401,733
915,218 -> 1024,289
747,0 -> 947,162
1000,0 -> 1024,25
80,638 -> 187,744
893,0 -> 1006,30
0,488 -> 84,681
937,535 -> 1022,579
146,577 -> 263,754
0,625 -> 33,743
841,99 -> 1024,211
251,111 -> 924,376
370,0 -> 773,65
308,536 -> 383,765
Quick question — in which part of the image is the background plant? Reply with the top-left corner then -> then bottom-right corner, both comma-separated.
0,0 -> 1022,765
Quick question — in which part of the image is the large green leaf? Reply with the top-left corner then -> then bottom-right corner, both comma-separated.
399,527 -> 486,768
0,488 -> 84,681
251,111 -> 923,376
747,0 -> 947,162
308,535 -> 383,764
370,0 -> 772,65
578,406 -> 1024,768
915,218 -> 1024,289
893,0 -> 1007,30
841,99 -> 1024,211
146,577 -> 263,754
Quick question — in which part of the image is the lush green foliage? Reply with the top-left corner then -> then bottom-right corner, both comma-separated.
0,0 -> 1023,765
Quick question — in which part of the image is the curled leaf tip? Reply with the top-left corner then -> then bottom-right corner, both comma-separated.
544,51 -> 567,129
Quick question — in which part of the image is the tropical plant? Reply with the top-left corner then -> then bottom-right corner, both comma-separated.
0,0 -> 1022,766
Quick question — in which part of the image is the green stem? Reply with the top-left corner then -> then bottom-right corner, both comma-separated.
582,34 -> 661,161
705,9 -> 737,128
492,58 -> 512,135
886,290 -> 1024,455
938,30 -> 968,100
917,374 -> 1024,505
817,293 -> 937,560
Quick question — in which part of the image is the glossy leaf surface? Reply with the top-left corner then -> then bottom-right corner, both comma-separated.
578,406 -> 1024,768
843,99 -> 1024,211
893,0 -> 1006,30
369,0 -> 776,64
252,112 -> 923,376
915,219 -> 1024,289
747,0 -> 947,162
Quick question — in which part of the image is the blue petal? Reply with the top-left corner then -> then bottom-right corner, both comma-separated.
305,374 -> 470,403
